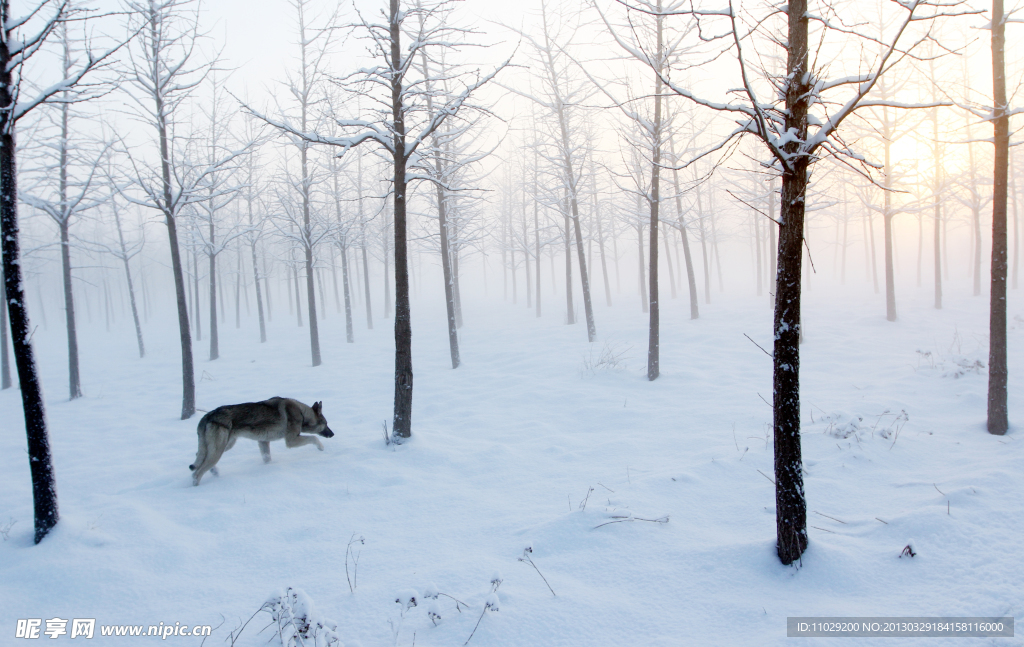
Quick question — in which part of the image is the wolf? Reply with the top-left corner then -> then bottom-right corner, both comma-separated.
189,397 -> 334,486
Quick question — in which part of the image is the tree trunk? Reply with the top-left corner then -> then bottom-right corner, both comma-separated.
235,247 -> 242,328
331,167 -> 354,344
431,145 -> 460,368
153,40 -> 195,418
192,243 -> 201,342
773,0 -> 810,566
669,131 -> 698,318
252,242 -> 267,342
564,205 -> 575,324
535,154 -> 543,316
1,266 -> 11,389
58,91 -> 82,399
263,255 -> 272,322
638,221 -> 648,313
340,240 -> 354,343
883,105 -> 897,322
755,213 -> 763,295
113,201 -> 145,357
988,0 -> 1009,434
209,235 -> 219,361
647,5 -> 663,380
1,39 -> 59,539
391,0 -> 413,440
931,98 -> 943,310
60,221 -> 81,398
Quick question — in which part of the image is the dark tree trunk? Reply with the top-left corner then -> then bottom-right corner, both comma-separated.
932,102 -> 943,310
154,62 -> 195,418
1,26 -> 59,539
1,266 -> 11,389
391,0 -> 413,440
988,0 -> 1009,434
773,0 -> 810,566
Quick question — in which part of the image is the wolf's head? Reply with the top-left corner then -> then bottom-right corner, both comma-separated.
309,401 -> 334,438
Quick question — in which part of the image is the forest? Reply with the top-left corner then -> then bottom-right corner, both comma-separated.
1,0 -> 1020,645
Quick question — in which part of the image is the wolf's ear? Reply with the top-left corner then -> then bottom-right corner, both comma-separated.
313,401 -> 322,413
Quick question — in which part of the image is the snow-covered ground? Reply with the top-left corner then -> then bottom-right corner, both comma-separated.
1,281 -> 1021,646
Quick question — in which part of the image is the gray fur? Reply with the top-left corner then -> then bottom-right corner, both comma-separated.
189,397 -> 334,486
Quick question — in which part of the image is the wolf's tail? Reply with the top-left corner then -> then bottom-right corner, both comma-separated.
190,416 -> 210,471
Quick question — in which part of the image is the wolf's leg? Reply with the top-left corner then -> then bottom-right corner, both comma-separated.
285,434 -> 324,451
192,426 -> 232,485
259,441 -> 272,463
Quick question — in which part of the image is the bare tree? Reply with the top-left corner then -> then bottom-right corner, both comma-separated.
192,77 -> 245,361
1,0 -> 120,543
639,0 -> 971,564
248,0 -> 505,440
509,3 -> 598,341
122,0 -> 212,419
985,0 -> 1012,434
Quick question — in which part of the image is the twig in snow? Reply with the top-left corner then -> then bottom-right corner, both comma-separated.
463,578 -> 501,646
227,605 -> 264,646
437,592 -> 468,613
813,511 -> 847,524
578,487 -> 594,511
744,333 -> 773,358
597,483 -> 615,493
933,484 -> 945,496
757,392 -> 774,409
463,602 -> 494,646
757,469 -> 776,485
593,515 -> 669,530
810,525 -> 835,534
0,518 -> 16,541
199,615 -> 225,647
518,547 -> 556,596
346,533 -> 364,593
